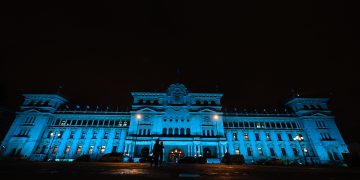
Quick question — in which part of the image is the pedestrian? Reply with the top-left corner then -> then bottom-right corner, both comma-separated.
152,139 -> 160,167
159,141 -> 164,166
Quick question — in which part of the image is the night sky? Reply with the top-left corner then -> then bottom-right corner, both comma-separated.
0,2 -> 358,143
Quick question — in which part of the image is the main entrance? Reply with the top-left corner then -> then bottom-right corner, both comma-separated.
168,148 -> 184,162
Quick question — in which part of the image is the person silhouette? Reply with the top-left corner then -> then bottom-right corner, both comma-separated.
152,139 -> 160,167
159,141 -> 164,166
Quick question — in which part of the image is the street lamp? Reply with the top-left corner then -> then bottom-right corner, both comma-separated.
44,131 -> 60,161
293,135 -> 307,165
213,114 -> 220,158
134,113 -> 142,157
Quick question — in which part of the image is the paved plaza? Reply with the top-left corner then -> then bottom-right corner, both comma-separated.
0,162 -> 359,179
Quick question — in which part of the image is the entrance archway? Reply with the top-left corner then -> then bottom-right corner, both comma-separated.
203,147 -> 212,158
168,148 -> 184,162
141,147 -> 149,158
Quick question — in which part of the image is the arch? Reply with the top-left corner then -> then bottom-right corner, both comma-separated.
175,128 -> 179,135
168,148 -> 184,162
169,128 -> 173,135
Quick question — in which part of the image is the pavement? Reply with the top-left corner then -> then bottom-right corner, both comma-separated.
0,161 -> 359,180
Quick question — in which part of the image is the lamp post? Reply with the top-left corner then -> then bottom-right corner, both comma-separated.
134,113 -> 142,157
44,131 -> 60,161
213,114 -> 220,158
293,135 -> 307,165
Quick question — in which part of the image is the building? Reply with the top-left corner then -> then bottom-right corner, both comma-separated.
0,83 -> 349,164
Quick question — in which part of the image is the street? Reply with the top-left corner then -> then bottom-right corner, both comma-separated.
0,162 -> 359,179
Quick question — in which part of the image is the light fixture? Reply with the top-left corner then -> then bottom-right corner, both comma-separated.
213,114 -> 219,120
136,114 -> 142,120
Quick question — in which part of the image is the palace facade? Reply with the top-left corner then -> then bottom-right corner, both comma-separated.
0,83 -> 349,164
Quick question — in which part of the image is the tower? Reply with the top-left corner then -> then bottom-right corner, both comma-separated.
286,97 -> 348,164
1,94 -> 68,159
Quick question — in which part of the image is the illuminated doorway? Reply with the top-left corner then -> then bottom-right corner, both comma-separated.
168,148 -> 184,162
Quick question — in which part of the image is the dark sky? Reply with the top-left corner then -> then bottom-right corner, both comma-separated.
0,2 -> 358,143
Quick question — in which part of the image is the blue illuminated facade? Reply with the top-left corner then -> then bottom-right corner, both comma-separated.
1,83 -> 349,164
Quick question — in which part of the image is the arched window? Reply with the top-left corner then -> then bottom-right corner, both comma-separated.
211,130 -> 214,136
196,100 -> 201,105
175,128 -> 179,135
211,101 -> 216,105
169,128 -> 173,135
207,130 -> 210,136
186,128 -> 190,136
180,128 -> 184,136
147,129 -> 151,135
163,128 -> 167,135
203,101 -> 209,105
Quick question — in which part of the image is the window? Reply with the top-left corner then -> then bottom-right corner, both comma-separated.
186,128 -> 190,136
40,145 -> 47,154
147,129 -> 151,135
266,133 -> 271,141
288,134 -> 293,141
61,120 -> 66,126
235,149 -> 240,155
270,122 -> 275,128
58,131 -> 64,138
277,134 -> 282,141
70,131 -> 75,139
233,133 -> 238,140
223,122 -> 228,127
92,131 -> 97,139
169,128 -> 173,135
247,147 -> 252,156
86,120 -> 92,126
143,129 -> 146,136
52,146 -> 58,154
244,133 -> 249,141
255,133 -> 260,141
175,128 -> 179,135
100,146 -> 106,154
239,122 -> 244,128
76,146 -> 82,154
104,131 -> 109,139
207,130 -> 210,136
276,122 -> 281,128
180,128 -> 185,136
234,122 -> 238,127
81,131 -> 86,139
258,147 -> 264,156
244,122 -> 249,127
88,146 -> 94,154
328,151 -> 334,160
203,130 -> 206,136
211,130 -> 214,136
112,146 -> 117,153
47,131 -> 54,138
270,148 -> 275,156
163,128 -> 167,135
115,131 -> 120,139
260,122 -> 265,128
281,148 -> 287,156
256,122 -> 261,128
292,148 -> 299,156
